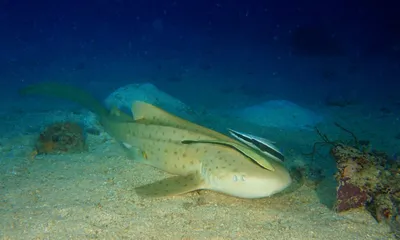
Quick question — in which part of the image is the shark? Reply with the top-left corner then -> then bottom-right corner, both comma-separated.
20,82 -> 292,198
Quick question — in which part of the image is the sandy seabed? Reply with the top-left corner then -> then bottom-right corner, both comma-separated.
0,106 -> 397,240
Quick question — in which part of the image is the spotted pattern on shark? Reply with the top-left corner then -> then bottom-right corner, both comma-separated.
20,82 -> 292,198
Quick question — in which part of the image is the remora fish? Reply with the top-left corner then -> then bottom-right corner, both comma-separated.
20,82 -> 292,198
228,129 -> 285,162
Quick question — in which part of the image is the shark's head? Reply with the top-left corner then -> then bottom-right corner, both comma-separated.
241,160 -> 292,198
206,155 -> 292,199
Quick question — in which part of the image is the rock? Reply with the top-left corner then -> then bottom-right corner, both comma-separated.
35,122 -> 86,154
104,83 -> 194,120
335,178 -> 370,212
330,144 -> 400,225
233,100 -> 322,130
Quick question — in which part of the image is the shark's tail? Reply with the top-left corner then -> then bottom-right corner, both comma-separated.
19,82 -> 109,117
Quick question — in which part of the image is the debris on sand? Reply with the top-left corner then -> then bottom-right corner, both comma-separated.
35,122 -> 86,154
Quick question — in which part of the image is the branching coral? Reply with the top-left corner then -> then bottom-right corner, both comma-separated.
304,122 -> 366,161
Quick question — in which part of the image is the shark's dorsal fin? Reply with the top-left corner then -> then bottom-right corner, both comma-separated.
131,101 -> 236,142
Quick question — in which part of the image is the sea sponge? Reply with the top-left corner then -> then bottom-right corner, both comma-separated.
35,122 -> 86,154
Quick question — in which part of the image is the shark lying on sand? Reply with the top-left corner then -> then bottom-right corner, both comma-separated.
20,82 -> 292,198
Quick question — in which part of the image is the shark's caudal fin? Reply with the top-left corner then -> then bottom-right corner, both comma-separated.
19,82 -> 109,116
131,101 -> 235,142
19,82 -> 133,121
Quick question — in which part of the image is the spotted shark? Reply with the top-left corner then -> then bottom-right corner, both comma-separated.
20,82 -> 292,198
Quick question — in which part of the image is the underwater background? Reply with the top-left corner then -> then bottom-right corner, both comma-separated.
1,0 -> 400,239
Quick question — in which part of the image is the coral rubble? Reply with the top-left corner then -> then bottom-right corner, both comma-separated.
35,122 -> 86,154
331,144 -> 400,224
307,122 -> 400,236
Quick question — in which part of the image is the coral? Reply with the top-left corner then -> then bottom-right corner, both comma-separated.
331,144 -> 400,227
35,122 -> 86,154
306,123 -> 400,236
335,179 -> 369,212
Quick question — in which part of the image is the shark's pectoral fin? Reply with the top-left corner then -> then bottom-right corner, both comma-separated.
182,139 -> 275,171
135,173 -> 205,198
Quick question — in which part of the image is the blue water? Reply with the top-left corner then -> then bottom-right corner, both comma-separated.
0,0 -> 399,239
2,0 -> 399,104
